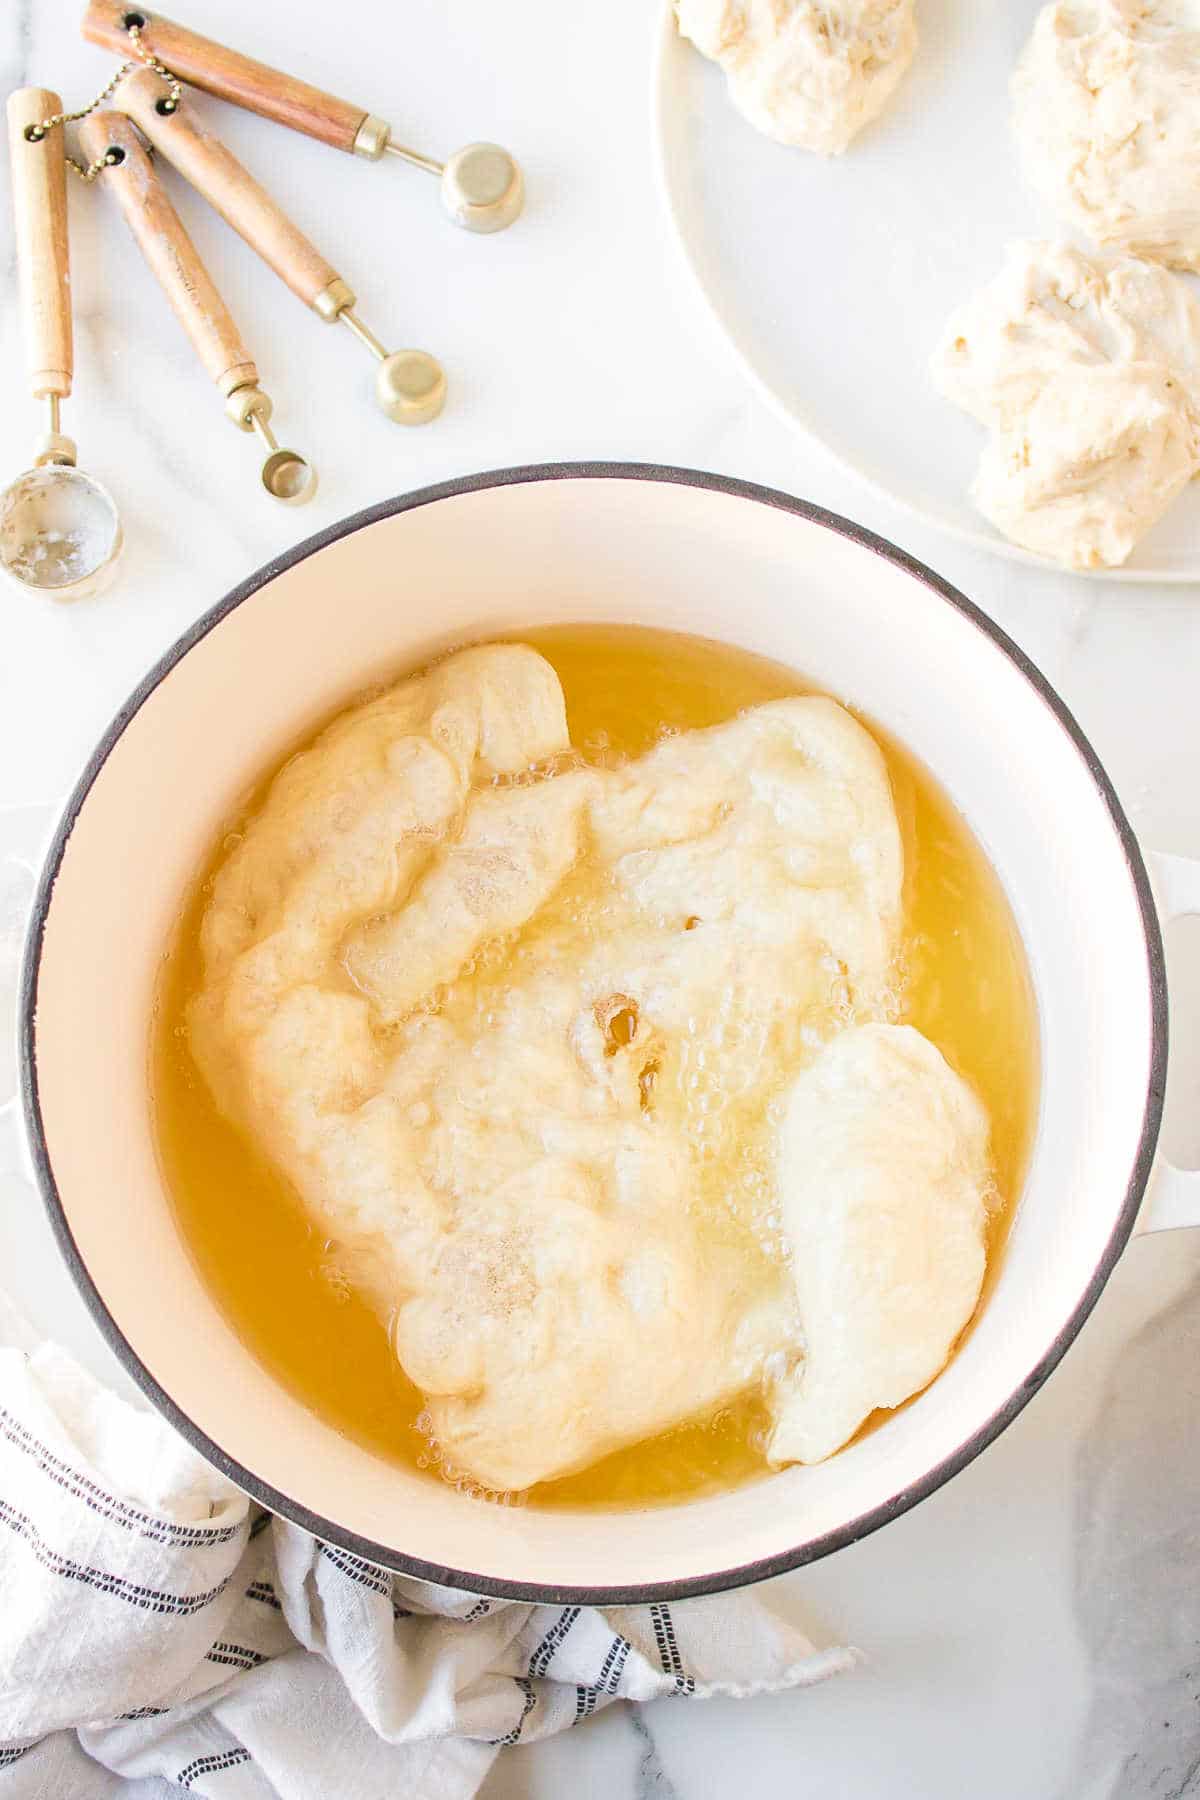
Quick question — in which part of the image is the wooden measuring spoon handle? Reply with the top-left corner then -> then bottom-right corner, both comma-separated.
114,67 -> 349,315
79,111 -> 257,396
6,89 -> 72,400
81,2 -> 371,155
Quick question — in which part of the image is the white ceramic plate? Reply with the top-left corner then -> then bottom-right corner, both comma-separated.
652,0 -> 1200,583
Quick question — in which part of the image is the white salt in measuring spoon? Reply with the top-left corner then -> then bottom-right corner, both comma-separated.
79,109 -> 316,503
1,89 -> 122,601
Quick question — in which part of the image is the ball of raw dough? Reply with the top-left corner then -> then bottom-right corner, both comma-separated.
932,241 -> 1200,570
1013,1 -> 1200,271
675,0 -> 918,156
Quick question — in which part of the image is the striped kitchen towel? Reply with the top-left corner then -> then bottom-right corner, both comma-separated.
0,1304 -> 856,1799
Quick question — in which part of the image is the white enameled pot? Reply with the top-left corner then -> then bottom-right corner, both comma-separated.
19,466 -> 1200,1601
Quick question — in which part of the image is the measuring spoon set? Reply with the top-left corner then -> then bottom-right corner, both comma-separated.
2,5 -> 524,599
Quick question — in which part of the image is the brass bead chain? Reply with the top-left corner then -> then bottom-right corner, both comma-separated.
22,21 -> 182,181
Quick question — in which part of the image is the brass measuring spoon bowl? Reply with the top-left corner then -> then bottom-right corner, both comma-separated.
225,384 -> 318,505
259,446 -> 318,505
384,137 -> 525,234
0,459 -> 122,602
330,298 -> 446,423
373,349 -> 447,426
437,143 -> 525,234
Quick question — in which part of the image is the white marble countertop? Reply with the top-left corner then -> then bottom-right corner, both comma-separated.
2,1 -> 1199,1795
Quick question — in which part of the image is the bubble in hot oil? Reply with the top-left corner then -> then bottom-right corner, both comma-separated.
319,1260 -> 352,1305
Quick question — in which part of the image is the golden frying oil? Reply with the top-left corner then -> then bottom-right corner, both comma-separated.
152,625 -> 1038,1510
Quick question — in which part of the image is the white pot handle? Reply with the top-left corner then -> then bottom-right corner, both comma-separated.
1136,850 -> 1200,1234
